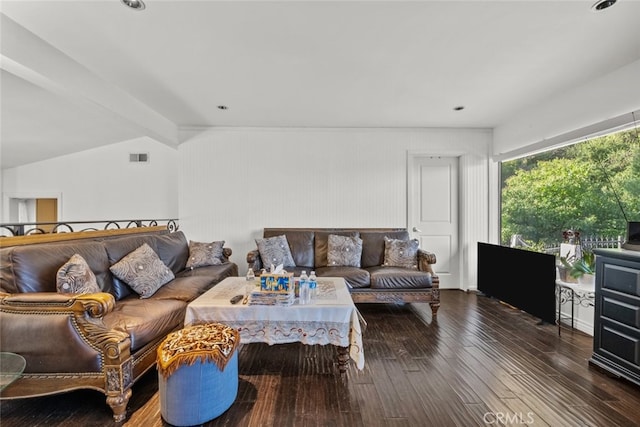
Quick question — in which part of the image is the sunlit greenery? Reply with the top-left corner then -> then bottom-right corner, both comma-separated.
501,128 -> 640,248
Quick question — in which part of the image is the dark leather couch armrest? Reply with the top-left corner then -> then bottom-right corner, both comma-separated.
223,247 -> 233,261
417,249 -> 439,282
0,291 -> 116,318
418,249 -> 436,265
246,249 -> 263,272
0,292 -> 129,370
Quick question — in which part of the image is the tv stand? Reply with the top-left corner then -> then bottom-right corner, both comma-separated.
591,248 -> 640,387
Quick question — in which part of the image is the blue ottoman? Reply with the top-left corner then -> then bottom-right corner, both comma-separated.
157,323 -> 240,426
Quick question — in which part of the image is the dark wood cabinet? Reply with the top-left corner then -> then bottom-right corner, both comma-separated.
591,248 -> 640,386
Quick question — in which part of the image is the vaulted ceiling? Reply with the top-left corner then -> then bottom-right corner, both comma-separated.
2,0 -> 640,168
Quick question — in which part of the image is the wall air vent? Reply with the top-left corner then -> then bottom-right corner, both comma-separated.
129,153 -> 149,163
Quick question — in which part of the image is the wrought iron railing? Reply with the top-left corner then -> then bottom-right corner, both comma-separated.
543,235 -> 623,255
0,219 -> 179,237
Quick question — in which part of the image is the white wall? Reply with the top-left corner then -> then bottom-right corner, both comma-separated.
1,137 -> 179,224
493,59 -> 640,158
178,127 -> 491,288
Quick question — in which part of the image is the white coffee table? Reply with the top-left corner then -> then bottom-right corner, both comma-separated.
185,276 -> 364,372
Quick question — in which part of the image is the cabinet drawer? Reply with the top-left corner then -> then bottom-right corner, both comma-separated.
602,263 -> 640,296
603,297 -> 640,328
600,325 -> 640,365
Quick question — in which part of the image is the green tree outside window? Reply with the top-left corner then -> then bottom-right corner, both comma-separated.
501,129 -> 640,249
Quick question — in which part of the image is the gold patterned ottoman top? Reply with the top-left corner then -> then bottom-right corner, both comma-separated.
157,323 -> 240,378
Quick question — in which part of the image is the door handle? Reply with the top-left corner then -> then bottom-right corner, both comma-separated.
412,227 -> 422,232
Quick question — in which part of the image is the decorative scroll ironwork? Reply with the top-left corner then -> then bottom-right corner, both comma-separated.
558,286 -> 595,308
544,234 -> 623,254
0,219 -> 179,237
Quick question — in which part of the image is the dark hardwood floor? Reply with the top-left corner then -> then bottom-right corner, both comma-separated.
2,289 -> 640,427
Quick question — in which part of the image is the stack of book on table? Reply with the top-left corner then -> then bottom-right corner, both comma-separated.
248,290 -> 295,306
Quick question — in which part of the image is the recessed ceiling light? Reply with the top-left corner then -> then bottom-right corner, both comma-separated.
121,0 -> 145,11
453,106 -> 465,111
591,0 -> 617,11
217,105 -> 228,110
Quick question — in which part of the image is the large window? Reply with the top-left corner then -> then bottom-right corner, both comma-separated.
500,127 -> 640,251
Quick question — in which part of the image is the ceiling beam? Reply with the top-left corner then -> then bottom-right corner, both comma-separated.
0,13 -> 178,147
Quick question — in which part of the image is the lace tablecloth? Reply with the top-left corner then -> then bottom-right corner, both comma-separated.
185,276 -> 364,370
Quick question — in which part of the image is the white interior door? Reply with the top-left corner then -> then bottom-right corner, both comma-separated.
408,155 -> 459,289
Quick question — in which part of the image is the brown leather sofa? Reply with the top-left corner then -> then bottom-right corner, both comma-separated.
0,229 -> 237,422
247,228 -> 439,315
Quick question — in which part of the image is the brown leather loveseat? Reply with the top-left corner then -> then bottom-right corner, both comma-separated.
0,229 -> 237,422
247,228 -> 439,315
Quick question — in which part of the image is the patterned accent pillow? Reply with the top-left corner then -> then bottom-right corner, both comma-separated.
255,235 -> 296,268
109,243 -> 175,298
327,234 -> 363,267
185,240 -> 225,269
383,237 -> 419,269
56,254 -> 101,294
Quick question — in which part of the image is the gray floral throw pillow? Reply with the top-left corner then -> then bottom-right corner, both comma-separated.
255,235 -> 296,268
383,237 -> 419,269
56,253 -> 101,294
185,240 -> 225,269
110,243 -> 175,298
327,234 -> 363,267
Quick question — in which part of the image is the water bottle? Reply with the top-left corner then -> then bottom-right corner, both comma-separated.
308,270 -> 317,299
299,270 -> 310,305
246,268 -> 255,282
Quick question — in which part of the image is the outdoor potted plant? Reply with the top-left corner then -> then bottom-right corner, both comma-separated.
560,249 -> 596,285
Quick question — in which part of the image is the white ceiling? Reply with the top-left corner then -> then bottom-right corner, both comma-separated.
1,0 -> 640,168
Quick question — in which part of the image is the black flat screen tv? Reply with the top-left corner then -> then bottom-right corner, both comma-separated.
477,242 -> 556,325
628,221 -> 640,243
622,221 -> 640,251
